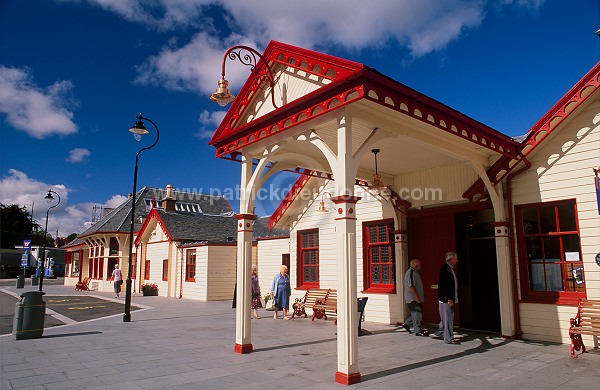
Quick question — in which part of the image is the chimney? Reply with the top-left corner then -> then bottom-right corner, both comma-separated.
161,184 -> 176,212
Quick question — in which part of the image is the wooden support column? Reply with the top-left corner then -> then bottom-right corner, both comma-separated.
332,114 -> 361,385
234,154 -> 255,354
492,220 -> 516,338
234,213 -> 255,354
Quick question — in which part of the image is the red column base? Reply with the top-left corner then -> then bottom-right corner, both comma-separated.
234,343 -> 253,354
335,371 -> 361,385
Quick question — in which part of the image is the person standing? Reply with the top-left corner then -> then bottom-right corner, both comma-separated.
251,264 -> 262,319
270,265 -> 291,320
112,264 -> 122,298
434,252 -> 460,344
403,259 -> 425,336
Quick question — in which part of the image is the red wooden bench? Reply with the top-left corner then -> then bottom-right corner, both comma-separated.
312,289 -> 337,323
75,277 -> 91,291
569,299 -> 600,357
291,288 -> 330,319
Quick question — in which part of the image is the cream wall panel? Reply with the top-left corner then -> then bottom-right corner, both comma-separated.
394,161 -> 479,208
511,100 -> 600,344
206,246 -> 237,301
180,247 -> 208,301
144,241 -> 170,297
286,182 -> 403,324
257,238 -> 290,297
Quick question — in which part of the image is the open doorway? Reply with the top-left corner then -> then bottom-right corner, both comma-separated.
408,206 -> 501,333
455,210 -> 500,332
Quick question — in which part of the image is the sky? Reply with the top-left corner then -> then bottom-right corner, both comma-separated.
0,0 -> 599,238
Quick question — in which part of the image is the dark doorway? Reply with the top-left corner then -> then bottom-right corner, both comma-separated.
408,206 -> 501,333
454,210 -> 501,332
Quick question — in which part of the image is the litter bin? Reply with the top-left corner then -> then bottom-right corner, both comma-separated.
13,291 -> 46,340
31,276 -> 39,286
16,275 -> 25,289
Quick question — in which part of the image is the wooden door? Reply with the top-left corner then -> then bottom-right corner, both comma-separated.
408,212 -> 457,325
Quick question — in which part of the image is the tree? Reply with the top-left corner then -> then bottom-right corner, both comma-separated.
0,203 -> 44,249
1,203 -> 38,233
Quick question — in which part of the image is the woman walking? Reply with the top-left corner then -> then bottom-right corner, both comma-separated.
112,264 -> 122,298
251,264 -> 262,319
270,265 -> 291,320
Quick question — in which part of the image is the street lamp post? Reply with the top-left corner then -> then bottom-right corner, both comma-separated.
124,113 -> 160,322
39,190 -> 60,292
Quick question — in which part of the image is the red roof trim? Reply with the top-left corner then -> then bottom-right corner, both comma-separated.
210,40 -> 363,149
463,61 -> 600,203
267,170 -> 313,231
211,55 -> 519,159
134,209 -> 173,246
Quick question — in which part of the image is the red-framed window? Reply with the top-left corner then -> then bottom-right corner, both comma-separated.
144,260 -> 150,280
186,250 -> 196,282
162,259 -> 168,281
297,229 -> 319,288
109,237 -> 119,256
515,199 -> 586,305
363,219 -> 396,293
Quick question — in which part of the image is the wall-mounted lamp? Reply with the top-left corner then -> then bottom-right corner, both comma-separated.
370,149 -> 385,188
210,45 -> 279,108
317,191 -> 332,213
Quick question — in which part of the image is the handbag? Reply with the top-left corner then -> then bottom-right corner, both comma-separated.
265,297 -> 275,311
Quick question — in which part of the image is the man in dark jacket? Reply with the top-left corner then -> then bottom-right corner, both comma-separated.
434,252 -> 460,344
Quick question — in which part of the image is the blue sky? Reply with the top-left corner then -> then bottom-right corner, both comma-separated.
1,0 -> 599,237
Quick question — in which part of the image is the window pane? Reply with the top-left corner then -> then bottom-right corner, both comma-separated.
529,260 -> 545,291
562,235 -> 581,253
525,236 -> 542,261
545,263 -> 563,291
381,246 -> 389,260
371,265 -> 380,284
382,266 -> 390,284
539,206 -> 557,233
543,236 -> 561,260
377,226 -> 386,242
557,204 -> 576,232
371,247 -> 380,263
522,208 -> 539,234
369,227 -> 377,242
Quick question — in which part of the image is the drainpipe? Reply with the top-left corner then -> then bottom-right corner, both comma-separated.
506,153 -> 531,340
179,246 -> 184,299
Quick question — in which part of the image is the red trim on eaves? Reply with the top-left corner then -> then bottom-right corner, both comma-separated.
463,61 -> 600,204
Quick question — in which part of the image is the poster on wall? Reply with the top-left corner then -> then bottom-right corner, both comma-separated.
571,267 -> 585,285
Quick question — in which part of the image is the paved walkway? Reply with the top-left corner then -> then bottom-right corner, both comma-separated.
1,283 -> 598,389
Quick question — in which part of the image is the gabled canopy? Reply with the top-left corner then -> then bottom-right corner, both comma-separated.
209,40 -> 519,167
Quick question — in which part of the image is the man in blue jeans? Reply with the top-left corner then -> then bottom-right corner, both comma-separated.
433,252 -> 460,344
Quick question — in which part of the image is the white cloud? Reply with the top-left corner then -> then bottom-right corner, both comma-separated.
0,169 -> 125,235
0,66 -> 78,139
73,0 -> 546,99
66,148 -> 91,163
196,109 -> 226,139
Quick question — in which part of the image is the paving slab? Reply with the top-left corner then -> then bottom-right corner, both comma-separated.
0,283 -> 598,389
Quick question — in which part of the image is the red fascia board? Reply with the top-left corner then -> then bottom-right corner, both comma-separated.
209,68 -> 367,149
267,171 -> 312,230
134,209 -> 173,246
520,61 -> 600,154
209,41 -> 363,147
365,70 -> 519,149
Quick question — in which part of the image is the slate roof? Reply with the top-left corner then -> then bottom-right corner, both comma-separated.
154,212 -> 289,245
65,186 -> 233,248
